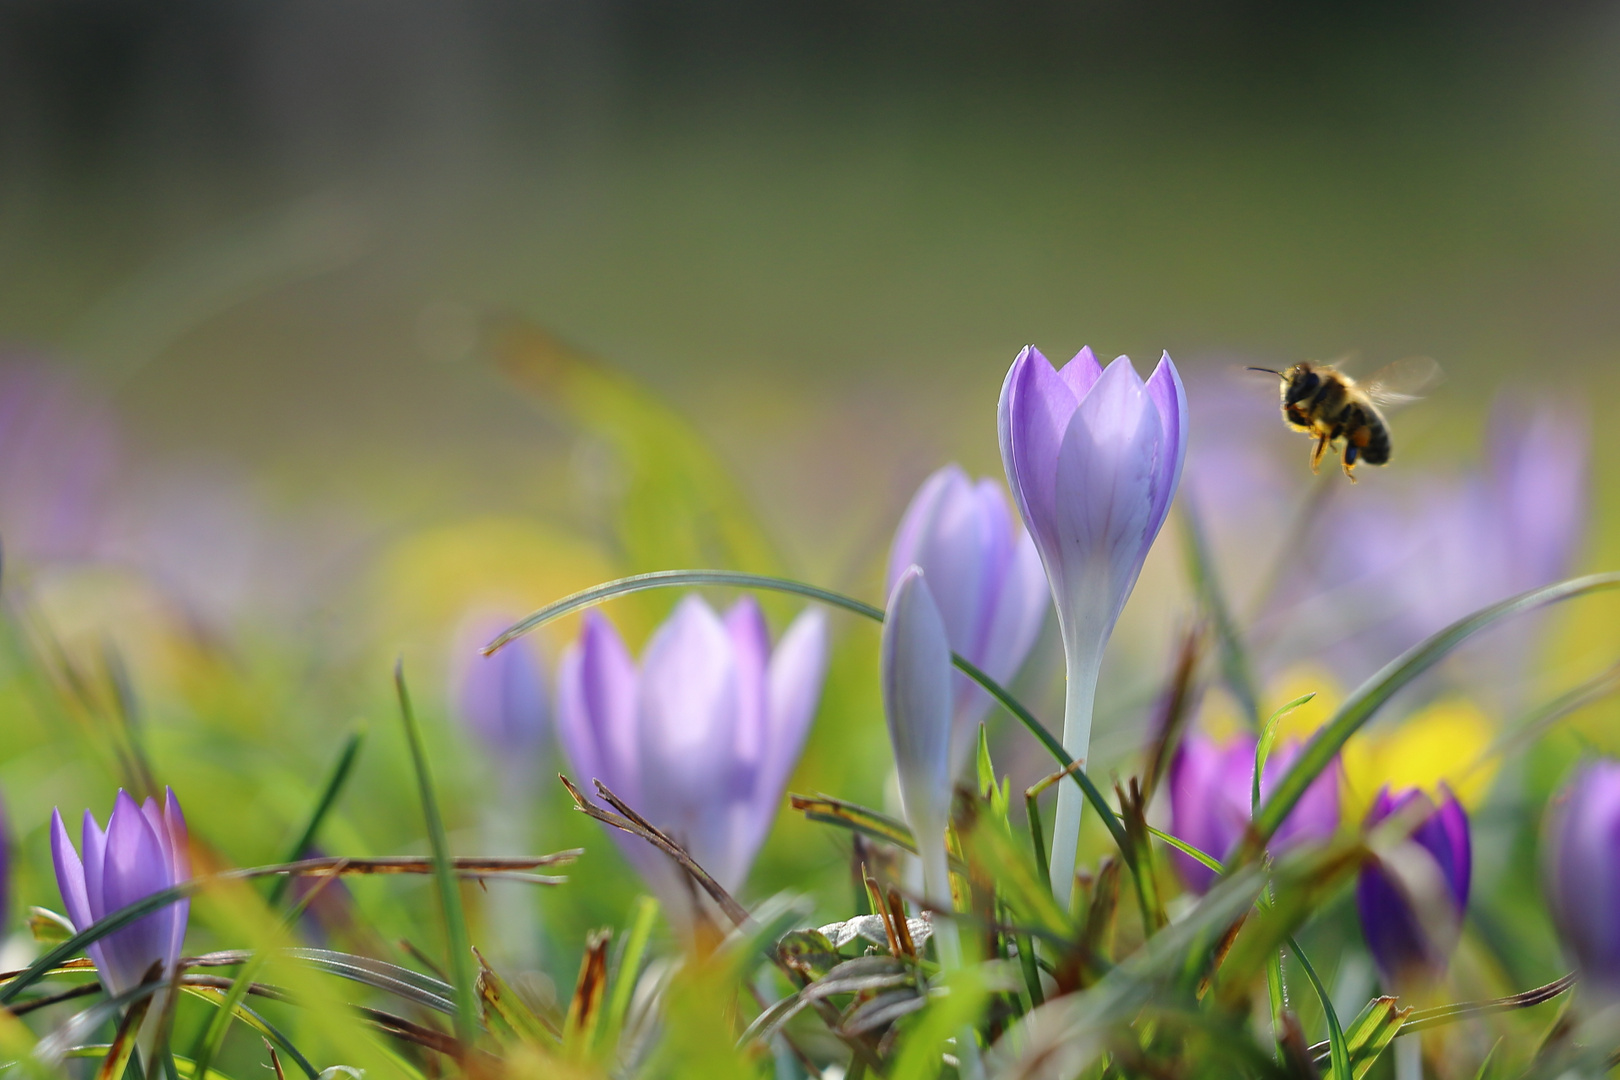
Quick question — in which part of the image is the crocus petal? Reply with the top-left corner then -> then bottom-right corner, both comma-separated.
51,809 -> 94,932
556,611 -> 640,801
457,620 -> 549,758
1545,761 -> 1620,989
98,791 -> 172,992
881,567 -> 954,845
1357,786 -> 1471,986
999,346 -> 1080,556
1145,352 -> 1190,531
1052,357 -> 1162,635
163,788 -> 191,970
1057,347 -> 1105,400
81,809 -> 108,922
724,596 -> 772,776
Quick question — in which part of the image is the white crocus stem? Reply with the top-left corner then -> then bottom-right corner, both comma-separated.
1049,640 -> 1103,909
1394,1033 -> 1421,1080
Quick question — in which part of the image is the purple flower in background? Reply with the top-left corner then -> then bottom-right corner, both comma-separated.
1356,786 -> 1470,988
0,358 -> 120,565
1168,734 -> 1340,894
886,465 -> 1048,781
556,596 -> 827,920
51,789 -> 190,994
998,345 -> 1187,901
453,615 -> 549,758
1300,397 -> 1587,694
1542,760 -> 1620,995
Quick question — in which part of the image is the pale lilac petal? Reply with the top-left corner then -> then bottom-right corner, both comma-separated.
886,465 -> 966,594
1052,358 -> 1161,632
1547,762 -> 1620,987
51,809 -> 93,931
1056,347 -> 1104,400
724,595 -> 772,775
557,612 -> 640,800
637,596 -> 739,862
733,607 -> 829,871
975,528 -> 1049,686
898,470 -> 988,659
999,346 -> 1080,556
882,568 -> 954,842
1145,353 -> 1190,532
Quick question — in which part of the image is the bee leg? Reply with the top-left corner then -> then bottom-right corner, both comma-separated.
1341,442 -> 1359,483
1309,434 -> 1331,474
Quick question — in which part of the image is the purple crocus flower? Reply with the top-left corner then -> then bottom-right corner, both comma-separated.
998,345 -> 1187,901
1356,786 -> 1470,988
1542,760 -> 1620,995
886,465 -> 1049,782
1167,733 -> 1340,893
51,789 -> 190,994
556,595 -> 827,921
453,615 -> 549,758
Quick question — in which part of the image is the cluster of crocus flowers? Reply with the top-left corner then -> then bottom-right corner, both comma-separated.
1542,760 -> 1620,998
556,596 -> 828,924
886,464 -> 1049,782
1167,732 -> 1340,892
999,346 -> 1187,899
51,789 -> 191,995
1355,786 -> 1471,989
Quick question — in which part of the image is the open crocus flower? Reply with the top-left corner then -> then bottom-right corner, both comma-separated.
886,465 -> 1049,782
1542,760 -> 1620,997
999,345 -> 1187,900
556,595 -> 827,923
1168,733 -> 1340,894
1356,786 -> 1471,989
51,789 -> 190,995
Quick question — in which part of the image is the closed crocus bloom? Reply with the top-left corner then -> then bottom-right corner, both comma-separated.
999,345 -> 1187,900
51,789 -> 190,995
454,615 -> 549,758
881,568 -> 955,905
557,595 -> 827,921
1168,734 -> 1340,893
886,465 -> 1049,782
1543,760 -> 1620,995
1356,786 -> 1470,988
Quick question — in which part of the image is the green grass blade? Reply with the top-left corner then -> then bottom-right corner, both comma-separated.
1146,826 -> 1223,875
486,568 -> 1136,857
268,726 -> 366,906
605,896 -> 659,1041
1247,571 -> 1620,855
1,884 -> 199,1004
393,661 -> 479,1048
176,987 -> 320,1080
1254,693 -> 1316,815
1288,935 -> 1350,1080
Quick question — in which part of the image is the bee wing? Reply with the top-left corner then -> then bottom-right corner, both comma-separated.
1363,356 -> 1442,408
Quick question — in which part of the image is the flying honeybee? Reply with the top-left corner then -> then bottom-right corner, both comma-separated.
1248,356 -> 1442,481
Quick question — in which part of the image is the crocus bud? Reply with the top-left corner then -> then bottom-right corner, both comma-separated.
1168,733 -> 1340,893
1355,786 -> 1470,989
556,596 -> 827,922
998,345 -> 1187,900
1542,760 -> 1620,995
453,615 -> 549,758
886,466 -> 1048,782
881,568 -> 954,892
51,789 -> 190,995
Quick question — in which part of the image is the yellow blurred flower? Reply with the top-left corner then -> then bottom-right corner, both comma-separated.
1340,697 -> 1498,823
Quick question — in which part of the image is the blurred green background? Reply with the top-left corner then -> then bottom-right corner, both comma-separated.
1,1 -> 1618,1061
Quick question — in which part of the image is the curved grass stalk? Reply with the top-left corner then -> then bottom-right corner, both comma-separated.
1243,572 -> 1620,861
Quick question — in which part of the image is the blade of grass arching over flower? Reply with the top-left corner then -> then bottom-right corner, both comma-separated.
1245,571 -> 1620,861
1254,693 -> 1316,815
393,661 -> 479,1048
1180,501 -> 1261,729
1288,936 -> 1350,1080
268,726 -> 366,906
485,569 -> 1135,856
